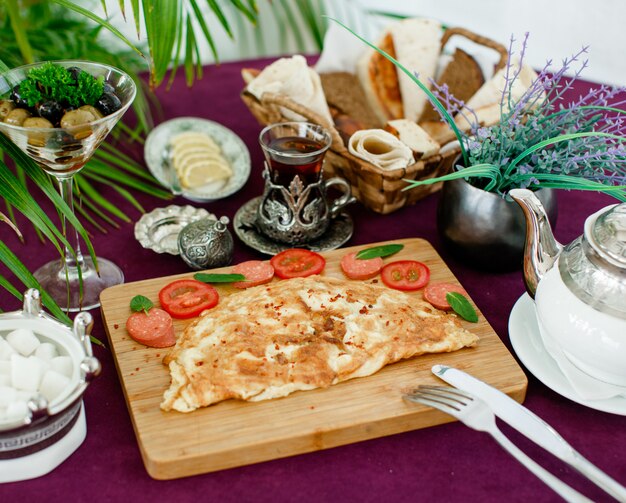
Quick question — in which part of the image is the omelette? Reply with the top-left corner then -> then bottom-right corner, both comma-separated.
161,276 -> 478,412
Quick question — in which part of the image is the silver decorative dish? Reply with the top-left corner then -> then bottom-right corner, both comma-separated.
134,205 -> 215,255
144,117 -> 251,202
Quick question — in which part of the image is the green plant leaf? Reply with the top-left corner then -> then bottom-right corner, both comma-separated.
505,132 -> 626,177
143,0 -> 179,87
188,0 -> 219,62
356,244 -> 404,260
130,294 -> 153,313
0,135 -> 97,267
194,273 -> 246,283
0,273 -> 23,301
0,239 -> 72,325
446,292 -> 478,323
206,0 -> 233,38
49,0 -> 144,58
75,175 -> 131,222
5,0 -> 35,63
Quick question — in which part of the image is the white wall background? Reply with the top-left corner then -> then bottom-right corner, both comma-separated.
96,0 -> 625,85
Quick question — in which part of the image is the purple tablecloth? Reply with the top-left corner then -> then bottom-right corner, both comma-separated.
2,57 -> 625,501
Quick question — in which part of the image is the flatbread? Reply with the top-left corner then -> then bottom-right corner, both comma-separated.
161,276 -> 478,412
348,128 -> 414,170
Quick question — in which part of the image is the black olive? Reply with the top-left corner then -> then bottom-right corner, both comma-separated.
96,92 -> 122,116
10,85 -> 29,109
102,82 -> 115,94
67,66 -> 82,84
36,100 -> 64,125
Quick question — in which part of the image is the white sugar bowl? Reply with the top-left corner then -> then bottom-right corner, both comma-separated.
0,289 -> 101,482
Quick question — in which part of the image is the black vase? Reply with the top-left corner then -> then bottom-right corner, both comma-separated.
437,177 -> 558,272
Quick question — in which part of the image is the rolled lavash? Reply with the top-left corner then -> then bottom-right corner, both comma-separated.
348,129 -> 414,170
246,55 -> 333,124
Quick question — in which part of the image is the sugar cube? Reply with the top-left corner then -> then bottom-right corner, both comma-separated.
0,338 -> 17,361
5,400 -> 28,421
10,354 -> 42,392
39,370 -> 71,403
34,342 -> 58,361
0,375 -> 9,387
0,361 -> 10,374
50,356 -> 73,378
6,328 -> 40,356
0,386 -> 17,407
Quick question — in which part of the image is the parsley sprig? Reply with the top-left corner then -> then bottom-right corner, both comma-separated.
19,62 -> 104,108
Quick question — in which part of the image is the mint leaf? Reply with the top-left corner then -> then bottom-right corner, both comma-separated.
356,244 -> 404,260
130,295 -> 153,314
194,273 -> 246,283
446,292 -> 478,322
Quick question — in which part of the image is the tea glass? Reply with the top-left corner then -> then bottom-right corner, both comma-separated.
256,122 -> 353,245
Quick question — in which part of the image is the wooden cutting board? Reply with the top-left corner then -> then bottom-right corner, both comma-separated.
100,238 -> 527,480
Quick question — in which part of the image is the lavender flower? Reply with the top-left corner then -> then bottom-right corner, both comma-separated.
420,35 -> 626,200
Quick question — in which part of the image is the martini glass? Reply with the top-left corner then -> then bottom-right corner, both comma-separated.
0,60 -> 136,311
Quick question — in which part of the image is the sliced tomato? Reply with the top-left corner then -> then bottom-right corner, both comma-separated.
270,249 -> 326,279
340,252 -> 383,280
158,279 -> 219,319
381,260 -> 430,291
126,308 -> 176,348
424,282 -> 468,311
232,260 -> 275,288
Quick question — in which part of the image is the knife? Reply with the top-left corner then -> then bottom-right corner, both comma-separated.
432,364 -> 626,502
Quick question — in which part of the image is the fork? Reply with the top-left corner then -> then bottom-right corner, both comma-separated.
405,386 -> 593,503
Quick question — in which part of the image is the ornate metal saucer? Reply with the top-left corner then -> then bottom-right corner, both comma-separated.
134,205 -> 215,255
234,197 -> 353,255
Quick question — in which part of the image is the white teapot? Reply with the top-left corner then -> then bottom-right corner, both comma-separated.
510,189 -> 626,387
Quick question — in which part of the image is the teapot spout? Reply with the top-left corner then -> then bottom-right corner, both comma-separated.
509,189 -> 563,298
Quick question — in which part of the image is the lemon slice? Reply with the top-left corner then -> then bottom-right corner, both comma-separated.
173,151 -> 228,174
171,132 -> 221,153
181,159 -> 232,188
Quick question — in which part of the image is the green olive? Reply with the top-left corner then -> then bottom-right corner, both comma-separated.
4,108 -> 32,126
23,117 -> 54,128
78,105 -> 103,120
0,100 -> 16,121
60,109 -> 96,129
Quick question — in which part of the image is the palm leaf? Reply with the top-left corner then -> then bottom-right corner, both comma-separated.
75,176 -> 131,222
0,273 -> 23,302
49,0 -> 144,58
0,210 -> 22,239
0,239 -> 72,325
0,135 -> 97,265
144,0 -> 179,87
4,0 -> 34,63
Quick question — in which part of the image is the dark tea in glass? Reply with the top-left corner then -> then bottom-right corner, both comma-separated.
259,122 -> 332,187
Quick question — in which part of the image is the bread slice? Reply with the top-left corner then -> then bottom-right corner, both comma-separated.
320,72 -> 382,129
419,48 -> 484,123
356,32 -> 403,123
386,119 -> 440,160
392,18 -> 442,122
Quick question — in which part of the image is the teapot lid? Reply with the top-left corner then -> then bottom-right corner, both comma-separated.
591,203 -> 626,266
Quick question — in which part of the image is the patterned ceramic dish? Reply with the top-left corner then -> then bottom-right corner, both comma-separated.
144,117 -> 251,202
134,205 -> 215,255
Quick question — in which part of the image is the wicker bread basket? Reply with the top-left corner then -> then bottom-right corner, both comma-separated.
241,27 -> 508,214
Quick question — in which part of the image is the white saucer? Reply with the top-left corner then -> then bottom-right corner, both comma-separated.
508,293 -> 626,415
145,117 -> 251,202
